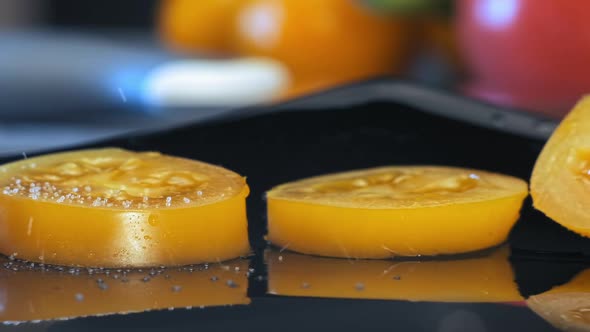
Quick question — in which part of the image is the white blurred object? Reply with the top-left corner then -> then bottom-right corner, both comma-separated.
0,32 -> 291,157
143,58 -> 290,107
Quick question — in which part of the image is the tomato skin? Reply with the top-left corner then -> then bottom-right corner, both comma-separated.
158,0 -> 412,96
456,0 -> 590,117
0,188 -> 250,268
233,0 -> 410,90
158,0 -> 241,55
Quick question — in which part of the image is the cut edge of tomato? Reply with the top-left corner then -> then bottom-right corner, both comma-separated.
531,96 -> 590,236
267,189 -> 527,211
0,147 -> 250,210
267,166 -> 528,210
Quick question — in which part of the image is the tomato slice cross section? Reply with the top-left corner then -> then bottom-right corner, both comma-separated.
531,96 -> 590,237
267,166 -> 527,258
0,148 -> 250,267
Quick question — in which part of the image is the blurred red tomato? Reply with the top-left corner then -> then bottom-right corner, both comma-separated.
457,0 -> 590,117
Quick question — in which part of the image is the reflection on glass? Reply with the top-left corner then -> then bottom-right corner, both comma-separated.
528,269 -> 590,331
0,258 -> 250,323
267,246 -> 521,303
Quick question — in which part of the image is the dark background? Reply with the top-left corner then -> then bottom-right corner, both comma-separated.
0,0 -> 158,28
47,0 -> 158,28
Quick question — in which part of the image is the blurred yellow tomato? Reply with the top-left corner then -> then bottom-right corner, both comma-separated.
159,0 -> 240,55
233,0 -> 410,93
159,0 -> 412,96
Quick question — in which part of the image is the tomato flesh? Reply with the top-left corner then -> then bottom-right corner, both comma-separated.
531,96 -> 590,236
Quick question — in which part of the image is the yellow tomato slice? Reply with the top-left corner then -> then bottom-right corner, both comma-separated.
531,96 -> 590,236
0,148 -> 249,267
267,166 -> 527,258
0,258 -> 249,322
527,269 -> 590,331
267,247 -> 522,303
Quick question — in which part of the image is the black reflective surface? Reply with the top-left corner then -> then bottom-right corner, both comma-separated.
2,100 -> 589,331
